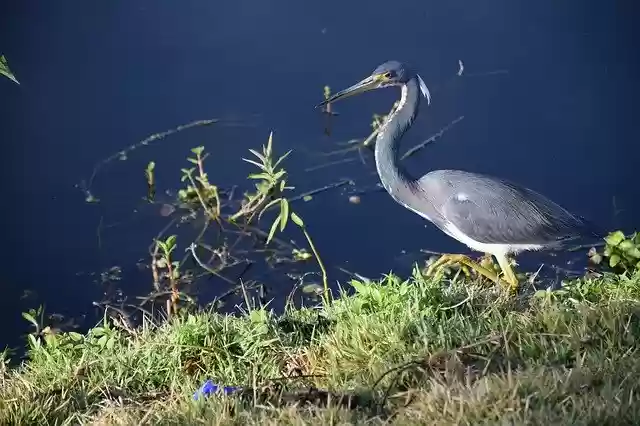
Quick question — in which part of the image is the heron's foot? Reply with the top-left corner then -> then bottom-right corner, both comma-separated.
426,253 -> 520,294
425,254 -> 500,285
495,255 -> 520,295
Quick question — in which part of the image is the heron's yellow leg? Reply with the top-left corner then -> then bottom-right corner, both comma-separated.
495,254 -> 519,294
426,254 -> 500,284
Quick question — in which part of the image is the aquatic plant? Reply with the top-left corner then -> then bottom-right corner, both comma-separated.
136,131 -> 332,316
0,55 -> 19,85
589,230 -> 640,274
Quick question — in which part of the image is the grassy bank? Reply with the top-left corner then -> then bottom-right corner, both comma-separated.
2,266 -> 640,425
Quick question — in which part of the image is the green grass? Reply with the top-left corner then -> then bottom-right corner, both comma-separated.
2,267 -> 640,425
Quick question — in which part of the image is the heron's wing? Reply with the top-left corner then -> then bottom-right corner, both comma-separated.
424,171 -> 591,246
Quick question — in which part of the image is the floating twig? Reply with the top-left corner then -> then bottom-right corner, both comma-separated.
289,179 -> 353,203
304,157 -> 358,172
400,115 -> 465,161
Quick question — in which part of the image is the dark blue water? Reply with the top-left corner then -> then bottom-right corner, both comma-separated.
1,1 -> 637,351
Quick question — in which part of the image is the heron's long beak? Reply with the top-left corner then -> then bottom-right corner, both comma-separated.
315,75 -> 379,108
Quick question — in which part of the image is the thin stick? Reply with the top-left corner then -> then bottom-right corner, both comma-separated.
83,119 -> 221,192
186,243 -> 238,285
288,179 -> 353,203
400,116 -> 465,161
303,158 -> 357,172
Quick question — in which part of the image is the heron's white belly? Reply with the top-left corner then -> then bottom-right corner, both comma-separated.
443,222 -> 544,256
400,202 -> 543,256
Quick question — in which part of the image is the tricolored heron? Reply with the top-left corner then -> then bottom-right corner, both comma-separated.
317,60 -> 601,292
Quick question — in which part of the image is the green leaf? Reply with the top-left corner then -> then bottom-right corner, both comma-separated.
44,333 -> 58,347
303,195 -> 313,202
280,198 -> 289,232
290,212 -> 304,227
27,334 -> 39,349
186,157 -> 198,164
273,150 -> 292,169
609,254 -> 621,268
266,216 -> 281,245
97,335 -> 108,348
265,131 -> 274,159
68,332 -> 84,342
350,280 -> 367,294
191,146 -> 205,156
605,231 -> 625,247
625,247 -> 640,259
258,198 -> 282,221
0,55 -> 19,85
21,312 -> 38,327
619,240 -> 634,251
247,173 -> 270,181
372,289 -> 383,304
165,235 -> 177,250
242,158 -> 267,171
248,149 -> 266,163
589,253 -> 602,265
172,268 -> 180,279
195,175 -> 209,185
106,336 -> 116,350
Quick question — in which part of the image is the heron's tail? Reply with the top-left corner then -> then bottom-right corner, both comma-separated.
569,215 -> 607,246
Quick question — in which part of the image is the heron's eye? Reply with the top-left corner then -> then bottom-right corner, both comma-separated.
383,72 -> 392,79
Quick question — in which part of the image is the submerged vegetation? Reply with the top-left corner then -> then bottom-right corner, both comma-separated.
3,81 -> 639,423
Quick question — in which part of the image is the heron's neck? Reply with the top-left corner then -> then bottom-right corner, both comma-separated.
374,77 -> 422,204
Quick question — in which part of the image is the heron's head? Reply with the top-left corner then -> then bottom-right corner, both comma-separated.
316,60 -> 430,108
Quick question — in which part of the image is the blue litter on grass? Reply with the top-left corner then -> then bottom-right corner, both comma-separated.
193,380 -> 241,400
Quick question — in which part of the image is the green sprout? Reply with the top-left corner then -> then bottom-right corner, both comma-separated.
144,161 -> 156,202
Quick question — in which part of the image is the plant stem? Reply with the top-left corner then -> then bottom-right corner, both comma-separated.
196,154 -> 206,179
165,252 -> 179,314
196,155 -> 221,217
151,243 -> 161,292
301,227 -> 330,304
187,173 -> 218,221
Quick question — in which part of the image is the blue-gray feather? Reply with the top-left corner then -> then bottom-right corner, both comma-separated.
417,170 -> 601,248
